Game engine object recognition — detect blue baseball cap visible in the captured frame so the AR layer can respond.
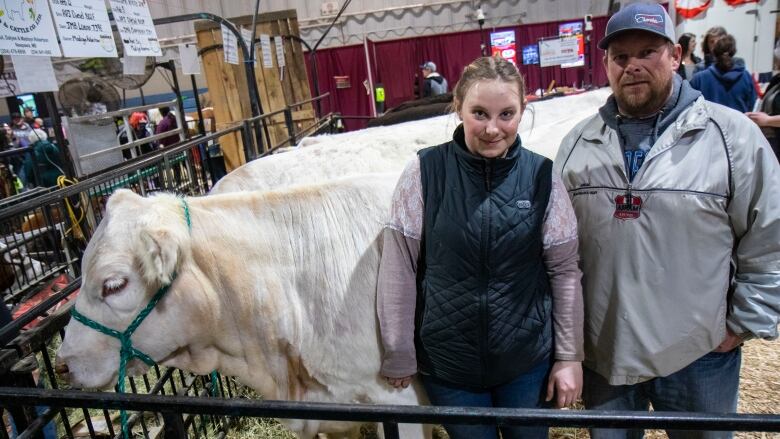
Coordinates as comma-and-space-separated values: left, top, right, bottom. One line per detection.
598, 3, 676, 50
419, 61, 437, 71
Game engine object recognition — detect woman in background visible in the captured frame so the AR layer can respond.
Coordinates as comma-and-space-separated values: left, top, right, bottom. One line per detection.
677, 33, 701, 80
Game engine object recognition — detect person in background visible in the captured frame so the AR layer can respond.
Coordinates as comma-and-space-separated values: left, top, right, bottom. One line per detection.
9, 113, 32, 186
119, 112, 154, 159
690, 34, 756, 113
676, 33, 701, 80
694, 26, 746, 74
33, 118, 44, 130
696, 26, 727, 73
420, 61, 448, 97
154, 107, 179, 148
10, 113, 32, 148
745, 39, 780, 161
22, 129, 64, 188
379, 56, 583, 439
555, 3, 780, 438
22, 107, 35, 126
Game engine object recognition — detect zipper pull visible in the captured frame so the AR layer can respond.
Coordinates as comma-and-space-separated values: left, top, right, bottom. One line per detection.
627, 183, 632, 199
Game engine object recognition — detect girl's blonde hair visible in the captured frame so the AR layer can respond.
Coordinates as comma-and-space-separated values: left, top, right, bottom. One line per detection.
452, 56, 526, 113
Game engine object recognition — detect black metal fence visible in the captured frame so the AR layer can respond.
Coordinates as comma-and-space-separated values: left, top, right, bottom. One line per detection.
2, 387, 780, 438
3, 104, 779, 439
0, 104, 338, 439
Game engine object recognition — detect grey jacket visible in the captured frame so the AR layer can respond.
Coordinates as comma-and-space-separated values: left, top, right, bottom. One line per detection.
554, 96, 780, 385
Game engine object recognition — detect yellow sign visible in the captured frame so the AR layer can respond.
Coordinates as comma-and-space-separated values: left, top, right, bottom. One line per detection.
375, 87, 385, 102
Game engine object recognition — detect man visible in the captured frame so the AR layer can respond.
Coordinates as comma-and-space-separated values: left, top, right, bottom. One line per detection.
23, 107, 35, 126
554, 3, 780, 438
420, 61, 448, 97
10, 112, 32, 148
154, 106, 179, 148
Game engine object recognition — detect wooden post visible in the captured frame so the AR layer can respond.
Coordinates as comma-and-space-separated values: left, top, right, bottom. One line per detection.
195, 10, 315, 167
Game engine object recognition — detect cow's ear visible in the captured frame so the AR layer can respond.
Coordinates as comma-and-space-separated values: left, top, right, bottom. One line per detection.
138, 228, 178, 286
106, 189, 143, 214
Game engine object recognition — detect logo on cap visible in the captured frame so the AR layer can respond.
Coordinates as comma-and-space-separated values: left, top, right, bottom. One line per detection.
634, 14, 663, 25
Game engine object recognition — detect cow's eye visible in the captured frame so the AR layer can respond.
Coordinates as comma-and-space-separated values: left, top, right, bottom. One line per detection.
102, 277, 128, 298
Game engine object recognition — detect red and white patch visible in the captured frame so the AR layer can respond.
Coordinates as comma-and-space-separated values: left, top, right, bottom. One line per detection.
614, 193, 643, 220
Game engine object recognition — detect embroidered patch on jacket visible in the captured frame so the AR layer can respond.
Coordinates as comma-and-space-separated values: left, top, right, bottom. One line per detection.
516, 200, 532, 209
614, 193, 642, 220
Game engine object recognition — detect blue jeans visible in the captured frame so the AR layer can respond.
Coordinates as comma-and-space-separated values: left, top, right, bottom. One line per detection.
421, 359, 551, 439
583, 349, 742, 439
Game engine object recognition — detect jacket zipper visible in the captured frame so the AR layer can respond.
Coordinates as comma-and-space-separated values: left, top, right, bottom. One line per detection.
480, 160, 491, 387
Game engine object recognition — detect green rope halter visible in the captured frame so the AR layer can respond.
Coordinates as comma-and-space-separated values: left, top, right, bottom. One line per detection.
70, 198, 194, 439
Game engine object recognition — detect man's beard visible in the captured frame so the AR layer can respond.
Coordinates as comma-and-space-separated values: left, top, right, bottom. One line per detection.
614, 78, 672, 118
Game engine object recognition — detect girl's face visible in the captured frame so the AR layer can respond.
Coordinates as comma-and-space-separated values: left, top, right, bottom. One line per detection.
458, 79, 524, 159
688, 38, 696, 54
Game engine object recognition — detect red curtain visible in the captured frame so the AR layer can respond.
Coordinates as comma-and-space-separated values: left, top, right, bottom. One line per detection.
306, 43, 374, 131
305, 15, 611, 130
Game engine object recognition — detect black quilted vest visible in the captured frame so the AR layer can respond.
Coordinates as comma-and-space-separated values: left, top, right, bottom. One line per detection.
415, 125, 553, 390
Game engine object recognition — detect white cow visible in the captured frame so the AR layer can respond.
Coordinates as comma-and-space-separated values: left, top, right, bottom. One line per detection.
211, 87, 611, 194
56, 175, 429, 438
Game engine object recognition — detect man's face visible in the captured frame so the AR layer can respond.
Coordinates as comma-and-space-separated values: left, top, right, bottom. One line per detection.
422, 68, 432, 77
23, 109, 32, 119
603, 32, 681, 118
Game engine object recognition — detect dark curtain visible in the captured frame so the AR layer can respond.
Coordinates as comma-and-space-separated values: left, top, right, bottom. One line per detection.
305, 43, 373, 131
305, 15, 611, 131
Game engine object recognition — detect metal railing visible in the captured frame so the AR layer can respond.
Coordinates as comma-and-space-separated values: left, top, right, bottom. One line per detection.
2, 100, 780, 439
2, 387, 780, 438
0, 102, 341, 439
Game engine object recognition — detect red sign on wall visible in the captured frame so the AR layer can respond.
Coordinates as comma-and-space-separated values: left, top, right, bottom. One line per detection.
490, 30, 517, 66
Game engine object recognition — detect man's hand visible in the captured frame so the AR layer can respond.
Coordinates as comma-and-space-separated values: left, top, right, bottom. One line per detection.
384, 375, 414, 389
545, 361, 582, 408
713, 328, 743, 353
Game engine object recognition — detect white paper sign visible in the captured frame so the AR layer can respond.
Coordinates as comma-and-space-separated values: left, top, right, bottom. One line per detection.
274, 36, 285, 68
0, 0, 62, 56
12, 56, 59, 92
50, 0, 118, 57
0, 71, 20, 97
108, 0, 161, 56
122, 56, 146, 75
221, 24, 238, 65
538, 37, 580, 68
259, 34, 273, 68
178, 43, 200, 75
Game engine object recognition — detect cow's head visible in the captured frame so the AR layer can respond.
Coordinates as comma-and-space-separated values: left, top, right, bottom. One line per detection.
57, 189, 193, 389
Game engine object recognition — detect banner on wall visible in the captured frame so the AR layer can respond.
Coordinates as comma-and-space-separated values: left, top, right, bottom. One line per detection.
539, 37, 580, 68
675, 0, 712, 19
0, 0, 62, 56
723, 0, 758, 4
490, 30, 517, 65
559, 22, 584, 69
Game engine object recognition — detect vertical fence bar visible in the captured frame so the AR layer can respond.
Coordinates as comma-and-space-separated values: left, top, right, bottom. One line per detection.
241, 120, 254, 164
161, 412, 187, 439
283, 108, 296, 147
382, 422, 400, 439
